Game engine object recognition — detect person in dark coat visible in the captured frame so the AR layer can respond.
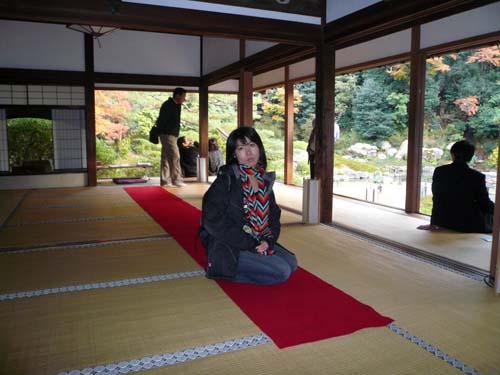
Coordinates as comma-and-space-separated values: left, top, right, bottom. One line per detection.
418, 140, 494, 233
177, 136, 199, 177
200, 127, 297, 285
156, 87, 186, 187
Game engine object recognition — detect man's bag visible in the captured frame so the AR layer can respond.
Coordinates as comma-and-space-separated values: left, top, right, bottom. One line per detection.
149, 126, 159, 144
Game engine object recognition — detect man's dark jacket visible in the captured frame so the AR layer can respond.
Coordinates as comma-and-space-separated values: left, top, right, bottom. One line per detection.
179, 144, 199, 177
431, 161, 494, 233
156, 97, 181, 137
200, 164, 281, 279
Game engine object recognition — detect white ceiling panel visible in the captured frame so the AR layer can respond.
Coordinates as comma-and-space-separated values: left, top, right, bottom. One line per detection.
94, 29, 200, 76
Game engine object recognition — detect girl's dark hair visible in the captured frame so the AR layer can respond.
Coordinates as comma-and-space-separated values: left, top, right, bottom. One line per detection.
208, 138, 219, 152
450, 140, 475, 162
226, 127, 267, 169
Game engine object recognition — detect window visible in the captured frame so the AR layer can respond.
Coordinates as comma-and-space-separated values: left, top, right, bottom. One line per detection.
208, 93, 237, 169
7, 112, 54, 174
3, 107, 87, 174
293, 80, 316, 187
254, 87, 285, 182
94, 90, 200, 178
334, 62, 410, 209
420, 45, 500, 214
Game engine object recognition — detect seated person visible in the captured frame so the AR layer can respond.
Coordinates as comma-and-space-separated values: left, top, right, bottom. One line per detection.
418, 140, 494, 233
200, 127, 297, 285
208, 138, 224, 176
177, 136, 199, 177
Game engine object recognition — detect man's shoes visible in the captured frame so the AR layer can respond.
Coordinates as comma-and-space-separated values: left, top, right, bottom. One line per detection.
161, 182, 174, 187
173, 181, 186, 187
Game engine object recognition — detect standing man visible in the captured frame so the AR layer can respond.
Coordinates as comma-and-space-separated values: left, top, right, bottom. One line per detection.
156, 87, 187, 187
307, 118, 340, 179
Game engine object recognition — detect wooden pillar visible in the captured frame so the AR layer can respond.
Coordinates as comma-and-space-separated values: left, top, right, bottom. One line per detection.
84, 34, 97, 187
492, 138, 500, 293
405, 26, 425, 213
315, 40, 335, 224
284, 66, 294, 185
238, 70, 253, 127
237, 39, 253, 127
199, 83, 209, 159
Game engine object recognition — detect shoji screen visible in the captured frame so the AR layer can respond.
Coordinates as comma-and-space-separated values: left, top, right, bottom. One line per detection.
52, 109, 87, 170
0, 109, 8, 171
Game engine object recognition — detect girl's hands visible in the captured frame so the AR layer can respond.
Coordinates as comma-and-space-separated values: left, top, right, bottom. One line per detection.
255, 241, 269, 254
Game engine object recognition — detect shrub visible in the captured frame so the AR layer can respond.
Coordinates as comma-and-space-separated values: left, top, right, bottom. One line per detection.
7, 118, 53, 167
334, 155, 379, 173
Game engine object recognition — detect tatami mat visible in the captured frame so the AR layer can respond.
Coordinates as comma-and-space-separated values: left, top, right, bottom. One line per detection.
0, 190, 26, 227
7, 202, 148, 225
0, 277, 260, 375
278, 223, 500, 375
0, 239, 200, 294
273, 183, 492, 271
0, 216, 165, 250
2, 184, 498, 375
142, 328, 462, 375
19, 188, 134, 209
169, 183, 500, 374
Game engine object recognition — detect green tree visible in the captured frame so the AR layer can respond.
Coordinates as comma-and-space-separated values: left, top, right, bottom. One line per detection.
353, 78, 393, 140
7, 118, 53, 168
335, 73, 357, 129
208, 93, 238, 159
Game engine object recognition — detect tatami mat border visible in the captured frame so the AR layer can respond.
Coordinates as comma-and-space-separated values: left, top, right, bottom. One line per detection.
50, 325, 483, 375
0, 190, 28, 228
0, 235, 172, 255
387, 323, 481, 375
0, 270, 205, 301
6, 214, 150, 227
54, 334, 271, 375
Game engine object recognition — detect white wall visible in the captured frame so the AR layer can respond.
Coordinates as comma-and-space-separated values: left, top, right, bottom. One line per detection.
327, 0, 381, 23
336, 29, 411, 69
421, 2, 500, 49
0, 20, 85, 71
203, 37, 239, 75
209, 79, 239, 93
94, 29, 200, 76
254, 67, 285, 89
290, 58, 315, 80
246, 40, 277, 58
0, 173, 88, 190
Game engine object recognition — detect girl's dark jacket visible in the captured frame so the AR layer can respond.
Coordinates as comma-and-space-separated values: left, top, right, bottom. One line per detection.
200, 163, 281, 279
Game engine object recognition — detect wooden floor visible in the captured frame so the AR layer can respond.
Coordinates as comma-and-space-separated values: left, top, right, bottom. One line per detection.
0, 183, 499, 375
273, 183, 493, 272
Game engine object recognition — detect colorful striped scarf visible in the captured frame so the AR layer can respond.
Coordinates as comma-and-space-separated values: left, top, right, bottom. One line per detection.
239, 164, 273, 255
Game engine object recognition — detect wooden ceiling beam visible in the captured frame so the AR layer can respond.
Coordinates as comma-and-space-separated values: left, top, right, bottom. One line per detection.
0, 68, 85, 85
0, 0, 320, 45
191, 0, 321, 17
203, 44, 315, 86
94, 73, 200, 87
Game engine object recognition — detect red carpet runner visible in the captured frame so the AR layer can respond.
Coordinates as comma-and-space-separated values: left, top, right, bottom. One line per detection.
125, 186, 393, 348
